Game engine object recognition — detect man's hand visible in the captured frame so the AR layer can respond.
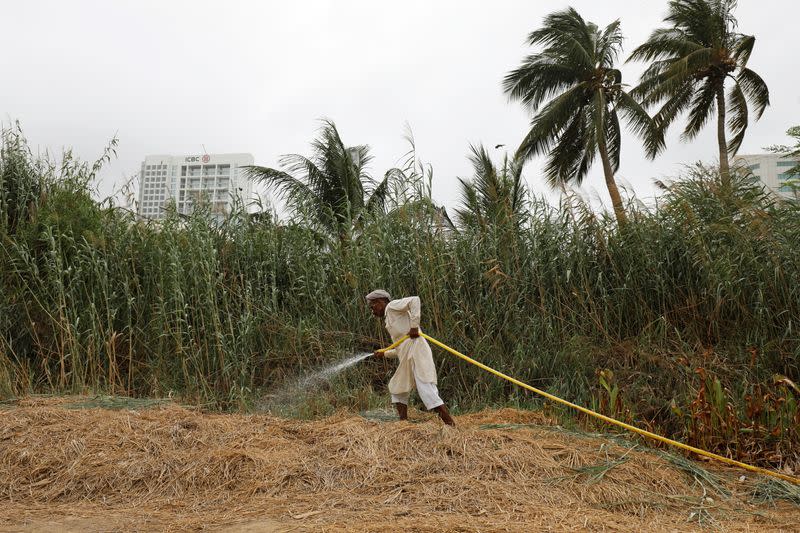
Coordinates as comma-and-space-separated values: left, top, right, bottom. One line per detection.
373, 350, 385, 358
408, 327, 419, 338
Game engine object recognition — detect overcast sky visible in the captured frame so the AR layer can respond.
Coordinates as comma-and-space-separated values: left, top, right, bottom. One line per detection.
3, 0, 798, 214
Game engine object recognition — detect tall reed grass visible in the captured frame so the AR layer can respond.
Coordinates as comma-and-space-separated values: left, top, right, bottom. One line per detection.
1, 127, 798, 466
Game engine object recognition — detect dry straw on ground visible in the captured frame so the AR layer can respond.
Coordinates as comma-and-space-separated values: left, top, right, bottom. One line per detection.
1, 396, 798, 532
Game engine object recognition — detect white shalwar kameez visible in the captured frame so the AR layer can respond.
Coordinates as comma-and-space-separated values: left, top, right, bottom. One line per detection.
382, 296, 444, 410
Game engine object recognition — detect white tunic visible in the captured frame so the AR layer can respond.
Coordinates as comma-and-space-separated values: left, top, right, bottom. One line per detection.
382, 296, 438, 394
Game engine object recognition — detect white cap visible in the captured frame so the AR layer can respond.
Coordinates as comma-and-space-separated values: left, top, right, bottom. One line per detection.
365, 289, 391, 301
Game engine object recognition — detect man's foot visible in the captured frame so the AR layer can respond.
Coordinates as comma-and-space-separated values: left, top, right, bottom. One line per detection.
394, 403, 408, 421
433, 405, 455, 426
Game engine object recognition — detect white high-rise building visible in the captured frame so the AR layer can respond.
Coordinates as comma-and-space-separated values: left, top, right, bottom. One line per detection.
137, 153, 254, 220
733, 154, 800, 199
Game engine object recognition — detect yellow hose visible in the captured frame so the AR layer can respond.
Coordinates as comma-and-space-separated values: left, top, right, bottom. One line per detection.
379, 333, 800, 485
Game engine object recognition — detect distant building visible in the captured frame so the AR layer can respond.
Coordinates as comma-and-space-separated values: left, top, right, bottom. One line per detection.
137, 153, 254, 220
733, 153, 800, 199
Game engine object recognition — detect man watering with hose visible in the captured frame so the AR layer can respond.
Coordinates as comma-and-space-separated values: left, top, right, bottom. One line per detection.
366, 290, 455, 426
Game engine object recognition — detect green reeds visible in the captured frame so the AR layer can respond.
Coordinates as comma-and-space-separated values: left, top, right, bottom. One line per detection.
1, 128, 798, 468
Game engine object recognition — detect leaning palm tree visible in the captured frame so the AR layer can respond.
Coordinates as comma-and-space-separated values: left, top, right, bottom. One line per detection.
628, 0, 769, 185
455, 144, 528, 231
504, 8, 660, 225
244, 120, 390, 243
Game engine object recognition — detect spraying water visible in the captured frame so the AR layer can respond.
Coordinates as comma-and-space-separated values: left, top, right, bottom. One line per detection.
258, 351, 373, 413
296, 352, 373, 388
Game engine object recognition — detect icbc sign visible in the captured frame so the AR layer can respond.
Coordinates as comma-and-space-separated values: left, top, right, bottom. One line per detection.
184, 154, 212, 163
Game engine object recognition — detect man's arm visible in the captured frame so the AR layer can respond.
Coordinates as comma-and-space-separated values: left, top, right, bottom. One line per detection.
387, 296, 422, 337
407, 296, 421, 329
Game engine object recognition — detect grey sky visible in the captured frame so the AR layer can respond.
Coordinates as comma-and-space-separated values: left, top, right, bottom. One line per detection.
3, 0, 798, 214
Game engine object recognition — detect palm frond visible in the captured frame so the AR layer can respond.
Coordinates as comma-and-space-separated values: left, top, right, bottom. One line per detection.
732, 34, 756, 68
628, 28, 704, 63
515, 84, 588, 163
278, 154, 328, 196
456, 144, 528, 228
664, 0, 719, 47
597, 19, 624, 67
726, 80, 749, 155
243, 166, 317, 209
631, 59, 687, 102
363, 172, 390, 216
606, 108, 622, 172
615, 91, 664, 158
652, 80, 696, 132
507, 156, 528, 216
455, 177, 484, 229
526, 8, 595, 70
636, 48, 713, 107
503, 56, 582, 110
737, 67, 769, 119
542, 107, 594, 187
681, 78, 718, 141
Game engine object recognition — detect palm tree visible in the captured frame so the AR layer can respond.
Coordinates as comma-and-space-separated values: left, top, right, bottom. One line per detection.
504, 8, 660, 225
244, 120, 390, 243
628, 0, 769, 185
455, 145, 527, 230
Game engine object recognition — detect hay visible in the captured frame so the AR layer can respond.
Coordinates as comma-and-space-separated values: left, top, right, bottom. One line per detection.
1, 397, 798, 532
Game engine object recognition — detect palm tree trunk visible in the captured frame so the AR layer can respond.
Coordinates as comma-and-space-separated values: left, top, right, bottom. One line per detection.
597, 137, 628, 226
715, 86, 731, 186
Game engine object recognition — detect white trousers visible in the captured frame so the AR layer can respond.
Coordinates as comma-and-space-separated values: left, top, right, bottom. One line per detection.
391, 379, 444, 410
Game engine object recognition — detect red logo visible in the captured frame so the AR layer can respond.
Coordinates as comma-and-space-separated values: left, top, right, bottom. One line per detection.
201, 154, 210, 163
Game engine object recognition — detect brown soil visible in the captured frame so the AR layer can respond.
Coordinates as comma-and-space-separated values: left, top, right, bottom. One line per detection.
1, 397, 798, 532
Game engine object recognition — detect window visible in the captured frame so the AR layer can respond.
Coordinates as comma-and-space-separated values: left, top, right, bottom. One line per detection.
777, 161, 799, 167
748, 164, 760, 171
779, 185, 794, 192
779, 173, 800, 181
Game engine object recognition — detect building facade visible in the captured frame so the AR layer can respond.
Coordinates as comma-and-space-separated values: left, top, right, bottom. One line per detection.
733, 153, 800, 199
137, 153, 254, 220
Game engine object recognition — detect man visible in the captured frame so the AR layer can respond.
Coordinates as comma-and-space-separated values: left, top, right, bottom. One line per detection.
365, 289, 455, 426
